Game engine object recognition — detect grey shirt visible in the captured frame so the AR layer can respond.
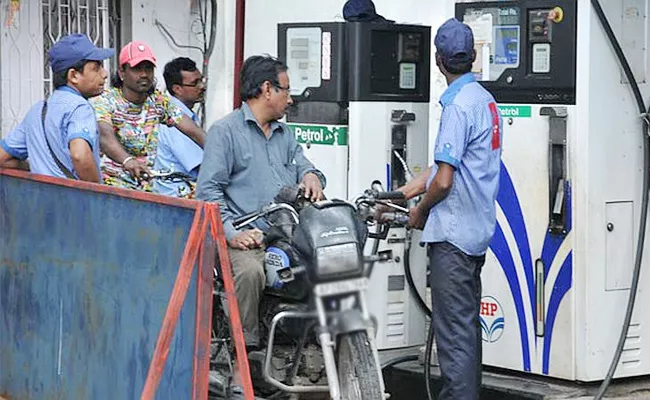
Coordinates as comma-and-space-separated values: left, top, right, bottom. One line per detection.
195, 102, 326, 240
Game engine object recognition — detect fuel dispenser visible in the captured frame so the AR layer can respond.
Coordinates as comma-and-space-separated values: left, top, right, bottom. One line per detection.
278, 22, 431, 352
446, 0, 650, 384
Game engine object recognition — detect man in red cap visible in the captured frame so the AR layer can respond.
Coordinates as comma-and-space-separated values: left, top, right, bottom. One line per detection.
91, 41, 206, 190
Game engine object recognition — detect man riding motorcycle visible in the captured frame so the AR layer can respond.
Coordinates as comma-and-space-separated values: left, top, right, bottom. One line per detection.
195, 55, 326, 355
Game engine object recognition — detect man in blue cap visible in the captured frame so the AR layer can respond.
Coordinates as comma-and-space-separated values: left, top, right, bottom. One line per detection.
0, 34, 114, 182
395, 18, 502, 399
342, 0, 393, 23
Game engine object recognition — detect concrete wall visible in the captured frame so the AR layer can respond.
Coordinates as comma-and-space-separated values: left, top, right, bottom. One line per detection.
0, 0, 44, 136
127, 0, 236, 127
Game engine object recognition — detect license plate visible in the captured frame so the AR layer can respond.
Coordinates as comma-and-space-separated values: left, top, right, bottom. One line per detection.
314, 278, 369, 297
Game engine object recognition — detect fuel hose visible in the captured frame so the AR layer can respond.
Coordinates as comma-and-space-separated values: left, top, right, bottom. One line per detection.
591, 1, 649, 398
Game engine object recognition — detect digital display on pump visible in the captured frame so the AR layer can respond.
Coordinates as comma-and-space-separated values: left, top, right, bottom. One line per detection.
285, 27, 323, 96
494, 26, 520, 66
462, 6, 521, 82
455, 0, 577, 104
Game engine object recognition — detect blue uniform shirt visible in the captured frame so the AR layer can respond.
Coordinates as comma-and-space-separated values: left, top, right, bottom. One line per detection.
152, 96, 203, 197
0, 86, 100, 179
421, 73, 502, 256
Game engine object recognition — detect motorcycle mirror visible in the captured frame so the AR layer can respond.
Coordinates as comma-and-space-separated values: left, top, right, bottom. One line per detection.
371, 180, 384, 193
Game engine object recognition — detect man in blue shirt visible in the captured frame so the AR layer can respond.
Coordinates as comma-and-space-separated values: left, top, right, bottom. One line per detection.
196, 55, 326, 350
397, 18, 502, 400
0, 34, 114, 182
152, 57, 206, 198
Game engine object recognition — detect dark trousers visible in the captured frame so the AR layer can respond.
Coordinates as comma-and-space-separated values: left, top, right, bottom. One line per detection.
429, 242, 485, 400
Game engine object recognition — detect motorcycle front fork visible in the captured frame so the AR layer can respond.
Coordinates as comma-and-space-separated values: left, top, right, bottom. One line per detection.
314, 295, 342, 400
313, 290, 387, 400
263, 288, 387, 399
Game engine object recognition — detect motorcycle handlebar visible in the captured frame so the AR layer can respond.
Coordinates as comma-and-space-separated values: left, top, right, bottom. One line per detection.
234, 188, 408, 230
145, 169, 195, 182
375, 191, 406, 201
233, 210, 261, 228
232, 203, 300, 230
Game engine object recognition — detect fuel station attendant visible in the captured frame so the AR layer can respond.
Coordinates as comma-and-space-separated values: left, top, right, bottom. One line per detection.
397, 18, 503, 400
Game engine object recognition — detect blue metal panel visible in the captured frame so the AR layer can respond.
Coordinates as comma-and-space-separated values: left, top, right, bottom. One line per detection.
0, 174, 201, 399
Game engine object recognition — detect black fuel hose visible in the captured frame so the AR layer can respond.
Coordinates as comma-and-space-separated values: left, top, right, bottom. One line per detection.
402, 232, 435, 400
591, 0, 649, 398
403, 233, 436, 399
380, 354, 420, 370
404, 237, 432, 316
424, 302, 436, 400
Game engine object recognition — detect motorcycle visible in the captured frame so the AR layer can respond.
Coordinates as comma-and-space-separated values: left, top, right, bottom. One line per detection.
209, 184, 409, 400
102, 166, 197, 198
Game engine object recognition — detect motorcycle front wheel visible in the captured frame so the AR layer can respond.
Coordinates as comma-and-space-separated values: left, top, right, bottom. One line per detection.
336, 331, 384, 400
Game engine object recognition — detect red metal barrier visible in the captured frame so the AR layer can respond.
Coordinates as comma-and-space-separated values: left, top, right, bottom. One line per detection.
140, 202, 255, 400
0, 168, 254, 400
207, 205, 255, 400
194, 216, 217, 399
142, 203, 255, 400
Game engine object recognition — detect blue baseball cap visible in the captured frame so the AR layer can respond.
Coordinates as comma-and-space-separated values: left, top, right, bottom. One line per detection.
48, 33, 114, 73
343, 0, 393, 23
434, 18, 475, 67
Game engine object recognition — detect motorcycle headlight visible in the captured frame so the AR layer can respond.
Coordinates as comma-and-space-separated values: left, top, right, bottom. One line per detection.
315, 242, 362, 279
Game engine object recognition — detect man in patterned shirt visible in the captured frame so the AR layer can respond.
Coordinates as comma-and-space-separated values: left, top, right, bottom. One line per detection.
91, 41, 206, 190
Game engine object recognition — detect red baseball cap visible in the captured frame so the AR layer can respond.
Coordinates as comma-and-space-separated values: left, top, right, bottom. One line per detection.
119, 41, 156, 67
